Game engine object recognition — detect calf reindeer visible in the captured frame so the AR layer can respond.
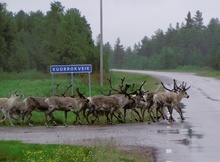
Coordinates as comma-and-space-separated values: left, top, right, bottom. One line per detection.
2, 102, 28, 125
0, 92, 23, 126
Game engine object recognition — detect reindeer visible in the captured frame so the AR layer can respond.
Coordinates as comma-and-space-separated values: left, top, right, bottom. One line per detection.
22, 84, 72, 126
2, 102, 28, 125
0, 92, 23, 126
86, 95, 124, 125
122, 81, 148, 123
152, 80, 190, 123
23, 97, 57, 126
45, 88, 88, 127
105, 77, 144, 123
140, 82, 174, 123
85, 77, 137, 124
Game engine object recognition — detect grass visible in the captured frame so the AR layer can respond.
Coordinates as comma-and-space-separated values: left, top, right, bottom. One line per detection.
0, 140, 146, 162
172, 65, 220, 79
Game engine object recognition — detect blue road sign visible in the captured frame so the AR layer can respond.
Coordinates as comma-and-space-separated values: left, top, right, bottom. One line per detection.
50, 64, 92, 74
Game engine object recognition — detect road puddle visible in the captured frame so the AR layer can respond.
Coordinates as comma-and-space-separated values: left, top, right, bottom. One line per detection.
157, 127, 203, 146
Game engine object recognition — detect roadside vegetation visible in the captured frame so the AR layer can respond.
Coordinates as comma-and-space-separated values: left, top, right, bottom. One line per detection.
171, 65, 220, 79
0, 140, 155, 162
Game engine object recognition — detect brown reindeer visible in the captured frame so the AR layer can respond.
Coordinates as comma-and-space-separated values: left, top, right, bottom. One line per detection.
45, 88, 88, 127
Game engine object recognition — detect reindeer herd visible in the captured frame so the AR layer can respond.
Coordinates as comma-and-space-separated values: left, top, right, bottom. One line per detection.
0, 77, 191, 127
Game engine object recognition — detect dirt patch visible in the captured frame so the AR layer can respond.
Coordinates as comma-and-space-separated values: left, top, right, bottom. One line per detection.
118, 145, 157, 162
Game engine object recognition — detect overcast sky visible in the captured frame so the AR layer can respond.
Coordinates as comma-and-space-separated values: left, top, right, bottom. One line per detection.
2, 0, 220, 48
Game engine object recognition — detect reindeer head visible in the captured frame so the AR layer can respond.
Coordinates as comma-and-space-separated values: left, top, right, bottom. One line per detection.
12, 92, 23, 99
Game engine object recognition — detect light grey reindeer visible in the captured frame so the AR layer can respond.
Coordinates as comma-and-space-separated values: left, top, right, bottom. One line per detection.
0, 92, 23, 126
152, 80, 191, 123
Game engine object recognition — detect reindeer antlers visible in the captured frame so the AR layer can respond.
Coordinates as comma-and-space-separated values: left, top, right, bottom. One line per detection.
180, 81, 191, 91
62, 84, 73, 97
76, 88, 85, 98
161, 79, 190, 92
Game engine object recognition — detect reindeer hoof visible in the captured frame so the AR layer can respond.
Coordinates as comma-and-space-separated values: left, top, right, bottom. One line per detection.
79, 121, 82, 125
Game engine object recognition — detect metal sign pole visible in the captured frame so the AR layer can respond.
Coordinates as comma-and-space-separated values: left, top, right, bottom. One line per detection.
89, 73, 91, 97
51, 74, 54, 96
71, 73, 74, 96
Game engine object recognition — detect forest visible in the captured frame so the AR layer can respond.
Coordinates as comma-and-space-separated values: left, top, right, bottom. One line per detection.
1, 1, 220, 73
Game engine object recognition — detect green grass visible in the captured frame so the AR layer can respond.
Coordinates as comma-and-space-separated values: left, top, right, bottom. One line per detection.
172, 65, 220, 79
0, 140, 143, 162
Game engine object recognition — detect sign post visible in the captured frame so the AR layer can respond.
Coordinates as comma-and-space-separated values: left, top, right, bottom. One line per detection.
50, 64, 92, 96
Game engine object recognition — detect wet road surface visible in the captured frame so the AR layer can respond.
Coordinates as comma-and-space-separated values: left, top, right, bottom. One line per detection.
1, 70, 220, 162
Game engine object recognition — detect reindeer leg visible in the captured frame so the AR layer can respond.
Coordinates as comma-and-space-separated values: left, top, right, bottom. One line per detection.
47, 111, 57, 126
90, 110, 99, 124
64, 111, 68, 127
71, 109, 82, 125
141, 107, 147, 122
157, 107, 165, 120
123, 108, 127, 123
175, 105, 185, 121
117, 111, 124, 123
1, 116, 6, 125
167, 106, 175, 122
24, 110, 34, 126
72, 115, 78, 124
148, 107, 156, 123
76, 112, 82, 125
113, 112, 123, 123
44, 113, 49, 127
27, 114, 34, 127
0, 110, 7, 124
155, 106, 161, 122
104, 111, 111, 124
132, 108, 142, 122
130, 109, 134, 122
82, 109, 90, 124
169, 106, 176, 122
6, 110, 14, 126
85, 110, 92, 125
109, 109, 115, 125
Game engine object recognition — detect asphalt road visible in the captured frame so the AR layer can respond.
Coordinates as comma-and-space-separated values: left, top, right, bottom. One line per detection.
1, 70, 220, 162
